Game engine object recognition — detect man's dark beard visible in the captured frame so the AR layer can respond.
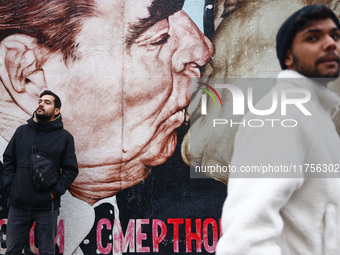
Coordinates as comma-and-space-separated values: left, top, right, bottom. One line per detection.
36, 111, 54, 121
293, 55, 340, 83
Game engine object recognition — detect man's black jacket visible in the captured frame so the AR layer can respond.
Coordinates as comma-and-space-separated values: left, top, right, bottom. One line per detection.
3, 114, 78, 211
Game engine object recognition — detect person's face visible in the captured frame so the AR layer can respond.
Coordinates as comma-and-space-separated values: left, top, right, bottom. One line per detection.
42, 0, 213, 198
36, 95, 59, 122
286, 18, 340, 79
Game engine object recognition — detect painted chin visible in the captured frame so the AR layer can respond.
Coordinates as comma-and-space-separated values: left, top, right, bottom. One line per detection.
142, 109, 185, 166
144, 131, 178, 167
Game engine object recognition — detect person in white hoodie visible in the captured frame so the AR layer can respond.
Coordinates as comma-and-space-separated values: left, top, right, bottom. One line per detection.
216, 4, 340, 255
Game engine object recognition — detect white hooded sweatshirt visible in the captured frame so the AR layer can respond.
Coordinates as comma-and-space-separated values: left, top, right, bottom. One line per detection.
216, 70, 340, 255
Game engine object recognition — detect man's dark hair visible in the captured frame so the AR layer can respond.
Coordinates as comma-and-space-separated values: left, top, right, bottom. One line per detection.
276, 4, 340, 70
0, 0, 96, 63
40, 90, 62, 109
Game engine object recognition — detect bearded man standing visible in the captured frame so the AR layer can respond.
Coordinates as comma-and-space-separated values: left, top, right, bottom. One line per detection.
3, 90, 78, 255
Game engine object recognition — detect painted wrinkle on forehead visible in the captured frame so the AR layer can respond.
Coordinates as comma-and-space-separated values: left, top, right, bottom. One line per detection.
79, 0, 123, 45
124, 0, 153, 22
94, 0, 123, 14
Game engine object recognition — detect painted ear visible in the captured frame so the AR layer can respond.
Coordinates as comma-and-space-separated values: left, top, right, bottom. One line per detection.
0, 34, 49, 114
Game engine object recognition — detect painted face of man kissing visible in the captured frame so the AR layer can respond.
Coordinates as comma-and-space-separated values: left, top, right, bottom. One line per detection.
40, 0, 213, 203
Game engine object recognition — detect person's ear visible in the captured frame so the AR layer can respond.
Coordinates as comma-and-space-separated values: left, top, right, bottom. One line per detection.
284, 49, 294, 70
0, 34, 49, 114
54, 108, 60, 116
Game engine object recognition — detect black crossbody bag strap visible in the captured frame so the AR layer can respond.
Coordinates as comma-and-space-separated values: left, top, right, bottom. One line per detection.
31, 128, 39, 155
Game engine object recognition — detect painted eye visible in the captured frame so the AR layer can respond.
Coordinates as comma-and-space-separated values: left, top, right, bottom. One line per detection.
151, 34, 170, 46
134, 18, 170, 51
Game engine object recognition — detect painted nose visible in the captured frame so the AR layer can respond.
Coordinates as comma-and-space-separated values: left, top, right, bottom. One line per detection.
170, 11, 214, 75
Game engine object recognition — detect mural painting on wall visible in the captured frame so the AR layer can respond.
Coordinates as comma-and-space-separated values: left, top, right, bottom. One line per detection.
0, 0, 339, 254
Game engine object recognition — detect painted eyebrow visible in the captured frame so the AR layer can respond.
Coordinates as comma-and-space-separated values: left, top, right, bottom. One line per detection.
125, 0, 184, 49
125, 17, 165, 49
